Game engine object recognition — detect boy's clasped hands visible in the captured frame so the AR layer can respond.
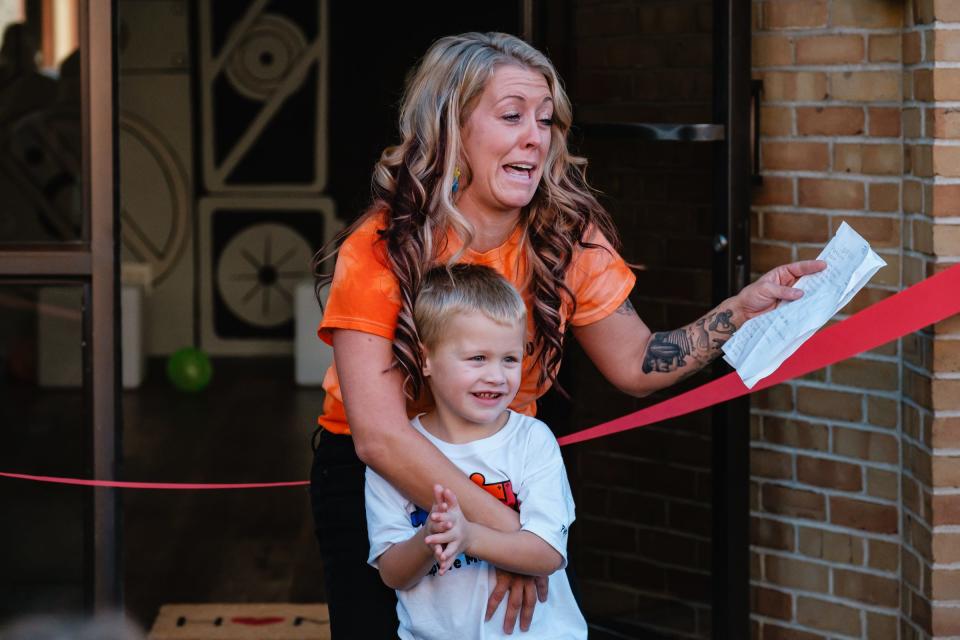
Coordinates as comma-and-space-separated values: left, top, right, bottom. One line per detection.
425, 484, 471, 575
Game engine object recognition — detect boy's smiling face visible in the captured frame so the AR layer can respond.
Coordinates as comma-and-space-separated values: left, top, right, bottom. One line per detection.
422, 310, 524, 434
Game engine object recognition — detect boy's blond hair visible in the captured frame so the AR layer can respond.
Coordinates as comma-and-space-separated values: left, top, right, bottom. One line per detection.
414, 264, 526, 352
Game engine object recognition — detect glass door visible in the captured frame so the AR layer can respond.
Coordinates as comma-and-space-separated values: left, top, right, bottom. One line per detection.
532, 0, 751, 637
0, 0, 119, 615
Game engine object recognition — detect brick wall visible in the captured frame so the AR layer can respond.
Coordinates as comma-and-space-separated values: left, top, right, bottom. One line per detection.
751, 0, 960, 638
903, 1, 960, 638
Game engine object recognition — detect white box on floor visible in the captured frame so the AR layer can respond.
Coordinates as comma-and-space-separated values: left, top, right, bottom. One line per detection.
121, 284, 146, 389
37, 284, 146, 389
294, 280, 332, 386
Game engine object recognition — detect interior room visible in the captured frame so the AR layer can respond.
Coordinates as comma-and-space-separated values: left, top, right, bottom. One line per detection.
0, 1, 749, 638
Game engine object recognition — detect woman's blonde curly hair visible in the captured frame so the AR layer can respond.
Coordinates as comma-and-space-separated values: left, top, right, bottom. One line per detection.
314, 32, 621, 400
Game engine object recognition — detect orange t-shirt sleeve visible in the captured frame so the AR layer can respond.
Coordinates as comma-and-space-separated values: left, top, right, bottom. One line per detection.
567, 226, 637, 326
317, 216, 401, 345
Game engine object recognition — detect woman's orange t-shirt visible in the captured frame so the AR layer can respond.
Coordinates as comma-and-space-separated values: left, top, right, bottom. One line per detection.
316, 212, 636, 434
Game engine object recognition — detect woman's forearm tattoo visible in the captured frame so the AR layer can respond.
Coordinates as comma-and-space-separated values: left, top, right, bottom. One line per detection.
642, 308, 738, 375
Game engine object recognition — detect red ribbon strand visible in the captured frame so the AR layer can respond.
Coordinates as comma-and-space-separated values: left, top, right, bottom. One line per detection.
4, 263, 960, 489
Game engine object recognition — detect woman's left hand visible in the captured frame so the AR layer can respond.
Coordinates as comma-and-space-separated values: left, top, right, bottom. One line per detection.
734, 260, 827, 321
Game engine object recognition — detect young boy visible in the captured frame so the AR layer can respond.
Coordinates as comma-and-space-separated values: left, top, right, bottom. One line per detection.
364, 264, 588, 639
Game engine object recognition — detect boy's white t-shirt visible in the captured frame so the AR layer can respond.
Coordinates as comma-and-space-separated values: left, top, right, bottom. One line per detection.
365, 411, 588, 640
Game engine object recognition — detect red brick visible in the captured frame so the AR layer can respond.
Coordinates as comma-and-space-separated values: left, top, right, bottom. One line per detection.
831, 0, 904, 28
798, 526, 864, 564
868, 539, 898, 571
832, 215, 900, 248
831, 358, 899, 390
914, 69, 934, 101
933, 184, 960, 216
830, 71, 902, 101
935, 30, 960, 62
930, 108, 960, 139
867, 468, 898, 501
763, 211, 829, 242
933, 606, 960, 636
868, 34, 901, 63
903, 31, 922, 64
797, 106, 864, 136
934, 379, 960, 411
765, 555, 829, 592
833, 427, 898, 463
761, 106, 793, 136
866, 613, 898, 639
797, 387, 862, 422
754, 176, 794, 206
868, 183, 899, 213
754, 35, 794, 67
752, 242, 794, 275
934, 69, 960, 100
830, 496, 898, 533
798, 178, 864, 210
833, 143, 903, 175
933, 417, 960, 450
834, 568, 899, 607
763, 417, 829, 451
759, 623, 825, 640
763, 142, 830, 171
762, 484, 827, 520
797, 456, 861, 491
796, 596, 861, 636
933, 569, 960, 600
752, 448, 793, 480
936, 0, 960, 21
868, 107, 901, 137
796, 35, 864, 64
934, 531, 960, 564
751, 516, 795, 551
762, 71, 829, 101
764, 0, 828, 29
752, 586, 792, 620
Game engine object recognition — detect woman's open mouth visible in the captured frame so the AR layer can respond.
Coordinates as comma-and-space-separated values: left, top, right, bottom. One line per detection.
503, 163, 534, 180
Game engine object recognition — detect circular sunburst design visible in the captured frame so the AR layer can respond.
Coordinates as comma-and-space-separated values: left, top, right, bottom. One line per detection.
215, 222, 312, 328
224, 13, 307, 102
119, 111, 191, 286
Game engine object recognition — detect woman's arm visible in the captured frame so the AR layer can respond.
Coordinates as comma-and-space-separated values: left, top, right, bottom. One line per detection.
573, 260, 827, 397
333, 329, 521, 531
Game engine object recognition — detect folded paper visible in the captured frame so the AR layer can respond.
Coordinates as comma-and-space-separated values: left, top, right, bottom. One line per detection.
722, 221, 886, 388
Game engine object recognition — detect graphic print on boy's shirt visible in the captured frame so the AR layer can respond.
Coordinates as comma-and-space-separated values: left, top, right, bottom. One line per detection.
409, 470, 521, 577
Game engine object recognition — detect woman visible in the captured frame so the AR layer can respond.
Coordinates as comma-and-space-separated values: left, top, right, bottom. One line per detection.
311, 32, 823, 638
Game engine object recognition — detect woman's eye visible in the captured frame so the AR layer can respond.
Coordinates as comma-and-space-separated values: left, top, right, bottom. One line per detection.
538, 117, 554, 126
503, 113, 521, 122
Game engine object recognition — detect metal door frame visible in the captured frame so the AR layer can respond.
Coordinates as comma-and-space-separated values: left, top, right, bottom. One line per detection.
0, 0, 120, 610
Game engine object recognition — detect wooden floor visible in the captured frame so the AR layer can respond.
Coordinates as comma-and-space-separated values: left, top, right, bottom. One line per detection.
0, 357, 326, 631
122, 358, 326, 629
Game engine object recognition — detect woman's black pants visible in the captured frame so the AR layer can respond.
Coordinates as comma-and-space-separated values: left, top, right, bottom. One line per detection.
310, 429, 400, 639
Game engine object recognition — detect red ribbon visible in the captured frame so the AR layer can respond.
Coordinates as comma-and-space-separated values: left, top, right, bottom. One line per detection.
4, 263, 960, 489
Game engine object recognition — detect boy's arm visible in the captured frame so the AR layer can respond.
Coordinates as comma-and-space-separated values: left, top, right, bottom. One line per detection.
376, 527, 435, 591
466, 526, 563, 576
425, 487, 565, 577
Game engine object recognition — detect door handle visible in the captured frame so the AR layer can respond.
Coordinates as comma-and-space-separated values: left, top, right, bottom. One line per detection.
574, 122, 725, 142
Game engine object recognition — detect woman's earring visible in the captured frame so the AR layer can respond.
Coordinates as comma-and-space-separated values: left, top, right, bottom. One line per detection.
452, 166, 461, 194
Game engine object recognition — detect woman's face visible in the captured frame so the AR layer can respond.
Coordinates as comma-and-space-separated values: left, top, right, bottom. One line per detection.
457, 65, 553, 222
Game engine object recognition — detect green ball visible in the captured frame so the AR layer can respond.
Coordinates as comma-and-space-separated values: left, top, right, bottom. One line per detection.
166, 347, 212, 392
